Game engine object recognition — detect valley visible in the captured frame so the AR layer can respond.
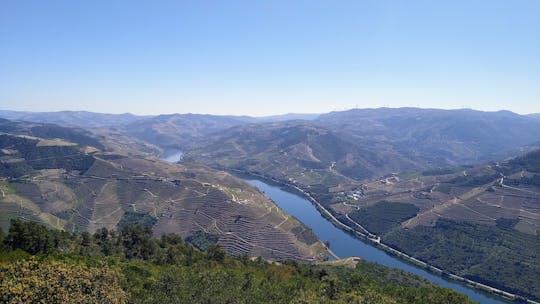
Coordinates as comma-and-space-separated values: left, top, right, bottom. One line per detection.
0, 122, 326, 262
241, 176, 509, 304
3, 2, 538, 302
1, 108, 539, 303
178, 108, 539, 302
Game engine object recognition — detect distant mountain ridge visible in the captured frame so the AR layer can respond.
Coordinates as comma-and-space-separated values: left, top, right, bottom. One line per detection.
2, 107, 538, 168
0, 110, 319, 130
185, 121, 423, 185
527, 113, 540, 119
0, 110, 321, 151
184, 111, 540, 300
1, 107, 539, 301
315, 108, 540, 166
0, 110, 150, 128
0, 117, 105, 150
118, 113, 251, 150
187, 108, 540, 184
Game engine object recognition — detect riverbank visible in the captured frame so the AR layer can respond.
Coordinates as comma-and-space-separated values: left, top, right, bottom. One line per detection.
228, 168, 536, 304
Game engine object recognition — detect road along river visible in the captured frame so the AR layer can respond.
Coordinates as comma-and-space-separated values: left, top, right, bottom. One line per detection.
240, 176, 509, 304
160, 153, 512, 304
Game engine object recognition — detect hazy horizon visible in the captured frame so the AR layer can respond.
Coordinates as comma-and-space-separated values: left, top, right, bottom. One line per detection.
1, 1, 539, 116
1, 105, 538, 118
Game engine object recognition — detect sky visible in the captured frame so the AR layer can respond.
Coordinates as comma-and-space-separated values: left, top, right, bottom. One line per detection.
1, 0, 539, 116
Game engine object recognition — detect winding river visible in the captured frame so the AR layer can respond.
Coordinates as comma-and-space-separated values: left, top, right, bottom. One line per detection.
161, 152, 507, 304
241, 177, 507, 304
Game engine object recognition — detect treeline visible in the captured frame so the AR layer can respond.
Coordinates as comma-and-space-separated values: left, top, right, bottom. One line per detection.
0, 220, 475, 304
349, 201, 419, 235
384, 218, 540, 301
0, 134, 95, 178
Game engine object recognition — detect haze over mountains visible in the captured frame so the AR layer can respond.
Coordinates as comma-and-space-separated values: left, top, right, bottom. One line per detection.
0, 110, 148, 128
2, 107, 537, 161
1, 107, 539, 301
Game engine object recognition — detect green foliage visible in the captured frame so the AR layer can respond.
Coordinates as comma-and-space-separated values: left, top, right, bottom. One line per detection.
185, 230, 219, 251
349, 201, 419, 235
120, 225, 156, 260
508, 149, 540, 173
0, 134, 95, 175
385, 219, 540, 301
0, 161, 33, 178
447, 173, 499, 187
504, 174, 540, 186
4, 219, 61, 255
116, 211, 157, 230
0, 221, 476, 304
495, 218, 519, 230
0, 258, 126, 303
206, 244, 226, 262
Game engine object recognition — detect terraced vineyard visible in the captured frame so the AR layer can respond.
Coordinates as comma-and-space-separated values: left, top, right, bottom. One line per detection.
0, 130, 326, 262
328, 151, 540, 300
186, 117, 540, 300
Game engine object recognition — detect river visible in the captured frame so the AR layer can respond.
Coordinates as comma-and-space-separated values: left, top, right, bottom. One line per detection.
160, 151, 507, 304
241, 177, 507, 304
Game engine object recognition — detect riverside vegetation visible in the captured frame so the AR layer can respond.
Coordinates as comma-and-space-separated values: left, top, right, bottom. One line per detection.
1, 109, 539, 303
0, 220, 475, 304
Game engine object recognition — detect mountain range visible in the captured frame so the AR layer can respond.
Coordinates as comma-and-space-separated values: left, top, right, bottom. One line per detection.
0, 119, 325, 261
1, 107, 539, 301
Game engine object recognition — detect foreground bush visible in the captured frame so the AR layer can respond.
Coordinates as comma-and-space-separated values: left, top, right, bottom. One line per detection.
0, 220, 475, 304
0, 258, 126, 304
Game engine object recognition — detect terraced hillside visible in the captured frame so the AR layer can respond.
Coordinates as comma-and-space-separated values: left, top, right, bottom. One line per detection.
185, 122, 422, 193
333, 150, 540, 300
185, 115, 540, 300
0, 130, 326, 262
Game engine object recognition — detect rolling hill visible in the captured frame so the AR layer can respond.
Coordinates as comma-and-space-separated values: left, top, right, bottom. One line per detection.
118, 113, 252, 151
0, 219, 475, 304
185, 121, 423, 200
0, 110, 148, 128
316, 108, 540, 166
183, 109, 540, 300
0, 120, 326, 262
334, 150, 540, 300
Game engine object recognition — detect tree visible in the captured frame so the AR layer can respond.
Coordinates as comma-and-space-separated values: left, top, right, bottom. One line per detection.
4, 219, 57, 254
81, 231, 91, 247
206, 244, 225, 262
120, 225, 156, 260
321, 276, 340, 300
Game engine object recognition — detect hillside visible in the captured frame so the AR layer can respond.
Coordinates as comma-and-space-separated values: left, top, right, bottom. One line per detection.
0, 220, 474, 304
0, 126, 325, 262
338, 150, 540, 300
316, 108, 540, 166
184, 113, 540, 300
0, 110, 148, 128
2, 109, 538, 301
0, 117, 105, 150
186, 121, 422, 189
185, 108, 539, 205
118, 113, 253, 151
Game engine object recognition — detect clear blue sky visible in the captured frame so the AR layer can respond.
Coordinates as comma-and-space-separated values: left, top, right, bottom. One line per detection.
1, 0, 539, 116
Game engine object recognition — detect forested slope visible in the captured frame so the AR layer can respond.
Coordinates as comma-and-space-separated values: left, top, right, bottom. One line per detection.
0, 220, 475, 304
